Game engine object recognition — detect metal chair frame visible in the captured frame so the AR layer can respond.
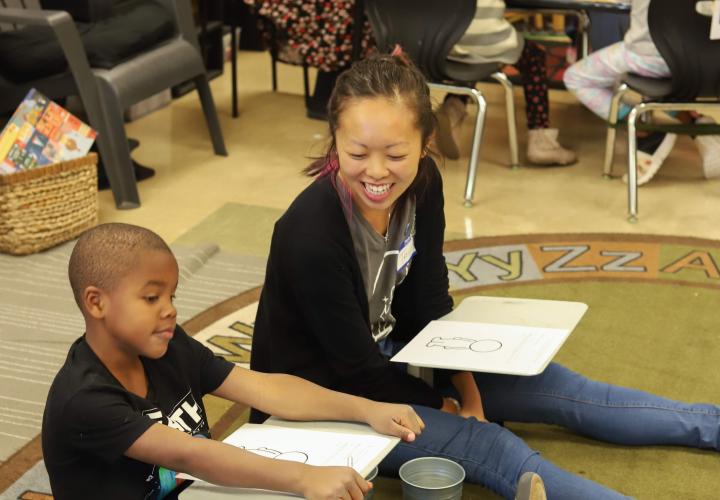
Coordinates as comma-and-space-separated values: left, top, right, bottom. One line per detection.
602, 0, 720, 222
430, 74, 519, 207
604, 90, 720, 222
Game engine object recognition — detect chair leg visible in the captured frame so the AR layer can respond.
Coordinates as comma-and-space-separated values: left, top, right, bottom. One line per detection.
580, 11, 590, 59
626, 106, 641, 223
193, 75, 228, 156
95, 79, 140, 209
604, 83, 628, 179
271, 52, 278, 91
464, 88, 488, 207
302, 64, 310, 101
230, 3, 239, 119
490, 72, 519, 169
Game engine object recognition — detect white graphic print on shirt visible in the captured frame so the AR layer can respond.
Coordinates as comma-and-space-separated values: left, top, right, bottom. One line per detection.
141, 390, 209, 499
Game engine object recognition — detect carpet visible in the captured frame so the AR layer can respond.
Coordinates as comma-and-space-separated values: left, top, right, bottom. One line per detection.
2, 233, 720, 499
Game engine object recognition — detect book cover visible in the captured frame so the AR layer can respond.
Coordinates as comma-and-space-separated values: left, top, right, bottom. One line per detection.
0, 89, 97, 174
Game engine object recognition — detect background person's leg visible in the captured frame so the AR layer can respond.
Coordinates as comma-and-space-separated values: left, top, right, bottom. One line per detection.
435, 94, 469, 159
693, 116, 720, 179
516, 41, 550, 131
563, 42, 632, 120
515, 41, 576, 166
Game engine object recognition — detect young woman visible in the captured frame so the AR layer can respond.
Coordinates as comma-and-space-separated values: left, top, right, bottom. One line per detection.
249, 53, 720, 500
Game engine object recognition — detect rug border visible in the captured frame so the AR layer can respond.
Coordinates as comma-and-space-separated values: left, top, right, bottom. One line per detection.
443, 232, 720, 252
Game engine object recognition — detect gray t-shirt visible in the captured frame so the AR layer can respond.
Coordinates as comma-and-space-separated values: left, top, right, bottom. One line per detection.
344, 195, 417, 342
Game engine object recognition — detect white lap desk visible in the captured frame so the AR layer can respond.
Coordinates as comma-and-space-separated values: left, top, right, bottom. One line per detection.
399, 296, 588, 381
181, 418, 396, 499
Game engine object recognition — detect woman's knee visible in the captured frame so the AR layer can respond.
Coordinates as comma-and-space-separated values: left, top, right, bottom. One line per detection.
389, 408, 540, 486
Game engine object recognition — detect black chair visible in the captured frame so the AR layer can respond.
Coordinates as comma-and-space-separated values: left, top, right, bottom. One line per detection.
603, 0, 720, 222
0, 0, 227, 209
364, 0, 520, 207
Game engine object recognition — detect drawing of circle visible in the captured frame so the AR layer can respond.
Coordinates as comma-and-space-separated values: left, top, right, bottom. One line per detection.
469, 339, 502, 352
275, 451, 309, 463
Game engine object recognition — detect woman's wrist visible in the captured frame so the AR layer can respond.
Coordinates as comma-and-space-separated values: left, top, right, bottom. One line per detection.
356, 397, 377, 424
441, 397, 461, 414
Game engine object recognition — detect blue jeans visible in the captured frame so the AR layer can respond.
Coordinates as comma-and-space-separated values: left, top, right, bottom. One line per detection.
377, 341, 720, 499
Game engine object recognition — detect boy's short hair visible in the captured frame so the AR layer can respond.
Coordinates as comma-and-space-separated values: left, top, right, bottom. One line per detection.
68, 223, 173, 309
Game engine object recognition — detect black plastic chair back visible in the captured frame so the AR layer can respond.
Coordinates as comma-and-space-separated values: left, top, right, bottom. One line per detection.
648, 0, 720, 100
364, 0, 476, 81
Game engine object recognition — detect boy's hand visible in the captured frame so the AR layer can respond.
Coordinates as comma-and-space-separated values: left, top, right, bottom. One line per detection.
298, 465, 371, 500
364, 402, 425, 442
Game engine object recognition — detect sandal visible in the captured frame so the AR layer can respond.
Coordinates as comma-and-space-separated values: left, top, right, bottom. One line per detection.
623, 133, 677, 185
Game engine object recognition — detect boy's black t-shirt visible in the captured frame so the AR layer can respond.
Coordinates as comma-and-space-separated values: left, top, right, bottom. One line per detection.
42, 326, 234, 500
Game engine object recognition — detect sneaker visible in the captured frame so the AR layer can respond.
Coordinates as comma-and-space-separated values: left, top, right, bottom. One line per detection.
434, 96, 467, 160
526, 128, 577, 166
515, 472, 547, 500
622, 132, 677, 185
693, 117, 720, 179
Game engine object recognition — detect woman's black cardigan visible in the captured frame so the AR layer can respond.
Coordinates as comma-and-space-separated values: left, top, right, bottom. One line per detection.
250, 163, 453, 422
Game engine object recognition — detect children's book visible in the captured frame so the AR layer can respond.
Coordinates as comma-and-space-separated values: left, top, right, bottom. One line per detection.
0, 89, 97, 174
391, 296, 588, 376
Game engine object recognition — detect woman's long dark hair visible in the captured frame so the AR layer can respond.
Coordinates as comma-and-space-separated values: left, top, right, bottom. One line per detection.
305, 52, 438, 203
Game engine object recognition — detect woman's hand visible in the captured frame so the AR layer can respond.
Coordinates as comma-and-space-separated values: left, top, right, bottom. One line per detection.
440, 397, 488, 422
298, 464, 371, 500
440, 397, 461, 415
449, 371, 488, 422
364, 402, 425, 442
459, 401, 488, 422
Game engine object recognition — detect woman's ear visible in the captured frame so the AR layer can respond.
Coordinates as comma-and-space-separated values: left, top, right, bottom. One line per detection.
83, 286, 106, 319
422, 134, 435, 157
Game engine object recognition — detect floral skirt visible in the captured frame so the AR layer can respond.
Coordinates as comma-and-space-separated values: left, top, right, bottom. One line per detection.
249, 0, 373, 72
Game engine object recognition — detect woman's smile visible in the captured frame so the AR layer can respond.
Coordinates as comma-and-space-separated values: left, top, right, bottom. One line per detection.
362, 182, 394, 201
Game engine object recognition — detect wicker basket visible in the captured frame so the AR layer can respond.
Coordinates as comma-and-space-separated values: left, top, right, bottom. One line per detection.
0, 154, 99, 255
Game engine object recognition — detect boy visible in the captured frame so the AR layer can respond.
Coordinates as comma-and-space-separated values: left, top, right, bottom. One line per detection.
42, 223, 424, 500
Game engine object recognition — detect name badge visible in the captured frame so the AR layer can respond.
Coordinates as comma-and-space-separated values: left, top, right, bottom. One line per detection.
397, 235, 416, 272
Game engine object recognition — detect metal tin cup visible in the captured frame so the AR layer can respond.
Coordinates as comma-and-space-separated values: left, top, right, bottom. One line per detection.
399, 457, 465, 500
364, 466, 379, 500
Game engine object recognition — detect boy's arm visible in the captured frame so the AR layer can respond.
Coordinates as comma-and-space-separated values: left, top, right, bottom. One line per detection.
212, 366, 424, 441
450, 371, 487, 422
125, 423, 370, 499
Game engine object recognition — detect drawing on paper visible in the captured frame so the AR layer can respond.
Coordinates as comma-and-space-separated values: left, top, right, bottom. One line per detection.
241, 446, 309, 463
426, 336, 503, 353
